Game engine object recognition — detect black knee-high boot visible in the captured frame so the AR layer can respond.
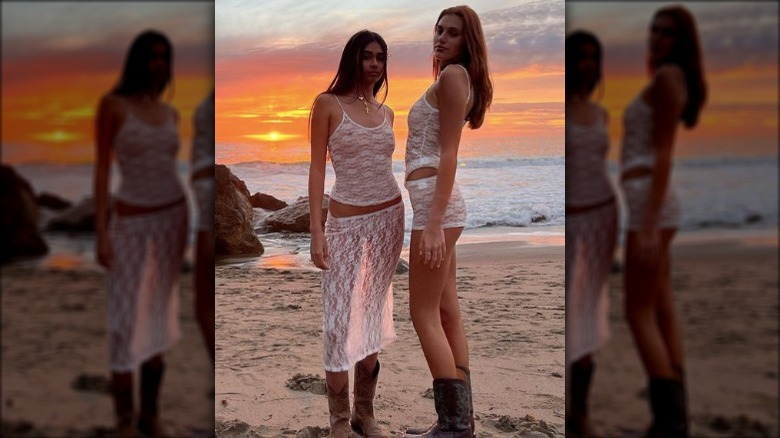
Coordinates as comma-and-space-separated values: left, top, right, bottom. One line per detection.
566, 357, 595, 437
139, 357, 169, 436
646, 376, 689, 438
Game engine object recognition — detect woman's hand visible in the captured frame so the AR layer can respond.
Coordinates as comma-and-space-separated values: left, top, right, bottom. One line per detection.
420, 223, 446, 269
97, 233, 113, 269
310, 231, 330, 270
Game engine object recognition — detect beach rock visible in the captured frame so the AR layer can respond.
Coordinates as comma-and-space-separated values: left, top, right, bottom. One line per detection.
36, 192, 72, 210
0, 165, 49, 263
71, 373, 111, 393
264, 196, 329, 233
296, 426, 329, 438
531, 213, 547, 223
250, 192, 288, 211
285, 373, 327, 395
396, 258, 409, 274
45, 197, 98, 232
215, 164, 264, 256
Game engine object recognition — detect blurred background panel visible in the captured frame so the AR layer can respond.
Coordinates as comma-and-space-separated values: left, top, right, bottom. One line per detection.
1, 2, 214, 437
565, 2, 778, 437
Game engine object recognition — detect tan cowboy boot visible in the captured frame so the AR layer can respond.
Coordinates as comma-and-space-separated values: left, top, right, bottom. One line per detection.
351, 361, 390, 437
328, 381, 352, 438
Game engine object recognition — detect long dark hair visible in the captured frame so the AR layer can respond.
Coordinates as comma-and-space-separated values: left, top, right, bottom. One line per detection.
433, 5, 493, 130
113, 30, 173, 97
565, 30, 603, 98
323, 30, 389, 102
650, 6, 707, 128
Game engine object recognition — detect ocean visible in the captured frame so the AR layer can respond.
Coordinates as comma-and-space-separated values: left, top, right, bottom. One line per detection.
8, 154, 777, 268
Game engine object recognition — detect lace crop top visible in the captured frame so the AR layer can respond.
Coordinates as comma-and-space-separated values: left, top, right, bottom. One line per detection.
620, 92, 655, 174
405, 64, 470, 178
565, 108, 615, 207
113, 99, 185, 206
327, 95, 401, 206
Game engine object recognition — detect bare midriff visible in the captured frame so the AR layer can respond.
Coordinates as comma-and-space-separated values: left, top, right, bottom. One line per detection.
328, 195, 402, 218
621, 166, 653, 181
114, 196, 186, 216
406, 166, 438, 182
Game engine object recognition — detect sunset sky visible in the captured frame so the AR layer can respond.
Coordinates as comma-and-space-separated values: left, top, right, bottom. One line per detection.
1, 2, 214, 165
566, 1, 778, 159
215, 0, 565, 164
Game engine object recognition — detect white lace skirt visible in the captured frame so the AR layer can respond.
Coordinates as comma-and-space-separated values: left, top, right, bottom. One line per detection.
321, 201, 404, 372
107, 202, 187, 371
565, 199, 618, 365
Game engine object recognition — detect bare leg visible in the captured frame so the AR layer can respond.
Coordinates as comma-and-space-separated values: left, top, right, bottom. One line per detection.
439, 249, 469, 377
357, 352, 378, 374
326, 370, 349, 393
409, 227, 463, 379
655, 228, 684, 375
624, 231, 676, 378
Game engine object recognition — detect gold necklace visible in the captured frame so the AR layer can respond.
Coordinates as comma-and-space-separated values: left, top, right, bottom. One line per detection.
357, 95, 370, 114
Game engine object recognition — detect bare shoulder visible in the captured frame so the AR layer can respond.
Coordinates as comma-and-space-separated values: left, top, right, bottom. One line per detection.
98, 93, 125, 116
439, 64, 469, 90
382, 104, 395, 125
314, 92, 338, 110
652, 64, 685, 92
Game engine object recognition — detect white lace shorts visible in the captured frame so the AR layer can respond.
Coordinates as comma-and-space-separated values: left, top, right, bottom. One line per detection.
621, 175, 681, 231
405, 175, 467, 230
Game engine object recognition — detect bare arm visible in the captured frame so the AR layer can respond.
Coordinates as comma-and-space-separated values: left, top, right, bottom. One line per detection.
644, 66, 686, 231
427, 66, 469, 227
418, 66, 469, 268
94, 94, 121, 267
308, 94, 332, 269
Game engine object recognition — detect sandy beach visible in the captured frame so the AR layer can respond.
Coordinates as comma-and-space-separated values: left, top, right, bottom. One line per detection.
589, 229, 779, 438
215, 236, 566, 438
1, 248, 214, 438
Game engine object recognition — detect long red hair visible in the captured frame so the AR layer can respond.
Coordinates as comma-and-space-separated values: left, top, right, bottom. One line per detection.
433, 5, 493, 129
650, 5, 707, 129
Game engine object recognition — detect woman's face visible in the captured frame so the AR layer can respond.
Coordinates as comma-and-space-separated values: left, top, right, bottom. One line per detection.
147, 42, 170, 87
577, 42, 599, 93
361, 41, 386, 85
433, 14, 466, 64
649, 14, 677, 66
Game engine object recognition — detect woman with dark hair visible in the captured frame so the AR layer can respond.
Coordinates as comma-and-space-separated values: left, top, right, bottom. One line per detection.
308, 29, 403, 438
94, 30, 187, 437
564, 30, 618, 438
403, 6, 492, 438
620, 6, 706, 437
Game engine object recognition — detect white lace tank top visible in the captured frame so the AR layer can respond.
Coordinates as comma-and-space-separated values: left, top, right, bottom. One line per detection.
405, 64, 470, 178
621, 92, 655, 174
566, 108, 615, 207
327, 95, 401, 206
114, 99, 184, 206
